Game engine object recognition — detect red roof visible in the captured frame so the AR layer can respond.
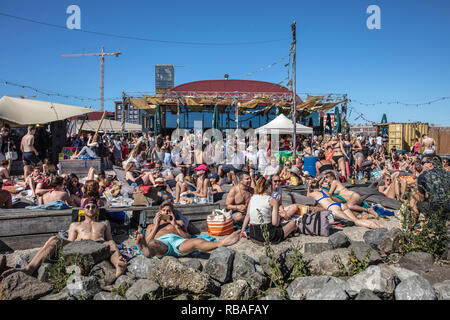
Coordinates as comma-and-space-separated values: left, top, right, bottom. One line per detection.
68, 111, 114, 121
170, 79, 291, 94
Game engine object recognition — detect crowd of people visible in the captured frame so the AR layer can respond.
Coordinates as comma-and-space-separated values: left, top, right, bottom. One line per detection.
0, 124, 448, 268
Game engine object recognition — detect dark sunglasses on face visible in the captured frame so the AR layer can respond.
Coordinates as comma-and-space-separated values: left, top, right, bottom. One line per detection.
85, 205, 97, 210
273, 180, 281, 183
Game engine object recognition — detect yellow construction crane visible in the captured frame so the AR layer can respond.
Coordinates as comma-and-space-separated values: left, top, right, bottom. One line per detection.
61, 46, 122, 112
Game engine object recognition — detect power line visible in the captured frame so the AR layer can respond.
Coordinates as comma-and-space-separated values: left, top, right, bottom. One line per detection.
0, 12, 288, 46
0, 79, 121, 102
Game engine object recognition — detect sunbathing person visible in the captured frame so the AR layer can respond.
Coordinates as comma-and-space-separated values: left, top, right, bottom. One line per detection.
0, 161, 10, 182
134, 201, 240, 258
1, 197, 127, 279
124, 162, 155, 186
241, 176, 297, 244
226, 171, 254, 225
307, 180, 383, 229
40, 176, 77, 206
378, 173, 402, 200
325, 172, 379, 219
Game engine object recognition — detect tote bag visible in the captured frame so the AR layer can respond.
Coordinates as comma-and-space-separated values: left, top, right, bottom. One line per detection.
207, 209, 235, 236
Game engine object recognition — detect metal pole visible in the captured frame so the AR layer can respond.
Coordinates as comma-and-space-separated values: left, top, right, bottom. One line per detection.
121, 92, 126, 133
291, 21, 297, 163
100, 46, 104, 112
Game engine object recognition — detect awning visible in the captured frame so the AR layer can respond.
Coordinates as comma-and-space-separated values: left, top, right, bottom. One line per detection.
75, 119, 142, 132
0, 96, 94, 126
255, 114, 313, 135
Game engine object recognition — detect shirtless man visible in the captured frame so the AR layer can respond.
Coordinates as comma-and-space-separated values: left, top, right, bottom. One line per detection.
225, 172, 254, 224
40, 176, 76, 206
422, 134, 435, 156
20, 126, 42, 179
134, 201, 240, 258
1, 197, 127, 279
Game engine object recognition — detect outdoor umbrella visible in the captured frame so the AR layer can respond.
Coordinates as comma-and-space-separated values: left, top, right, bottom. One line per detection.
325, 113, 332, 134
212, 104, 220, 130
154, 104, 162, 136
333, 106, 341, 135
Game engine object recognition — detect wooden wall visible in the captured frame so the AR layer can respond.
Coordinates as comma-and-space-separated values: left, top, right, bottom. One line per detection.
429, 126, 450, 155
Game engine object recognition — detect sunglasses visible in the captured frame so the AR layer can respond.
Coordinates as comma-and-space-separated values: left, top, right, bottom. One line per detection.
273, 180, 281, 183
85, 204, 98, 210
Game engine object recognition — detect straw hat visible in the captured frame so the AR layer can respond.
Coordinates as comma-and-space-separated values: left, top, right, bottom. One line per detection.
288, 166, 301, 177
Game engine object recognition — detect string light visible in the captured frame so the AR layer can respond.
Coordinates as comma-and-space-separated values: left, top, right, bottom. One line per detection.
1, 79, 121, 102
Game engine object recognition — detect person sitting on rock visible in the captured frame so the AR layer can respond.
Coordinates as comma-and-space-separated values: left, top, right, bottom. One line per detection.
1, 197, 127, 279
134, 200, 240, 258
307, 179, 383, 229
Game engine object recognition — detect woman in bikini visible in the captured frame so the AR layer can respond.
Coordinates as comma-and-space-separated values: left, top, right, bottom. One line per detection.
326, 136, 348, 179
307, 180, 383, 229
315, 149, 336, 178
324, 172, 379, 219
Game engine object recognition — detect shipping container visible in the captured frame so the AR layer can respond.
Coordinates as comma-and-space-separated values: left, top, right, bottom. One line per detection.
377, 122, 429, 152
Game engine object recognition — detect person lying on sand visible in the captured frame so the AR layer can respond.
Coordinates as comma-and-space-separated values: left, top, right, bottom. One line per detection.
1, 197, 127, 279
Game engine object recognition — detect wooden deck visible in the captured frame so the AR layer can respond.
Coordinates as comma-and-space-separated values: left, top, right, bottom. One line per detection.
0, 203, 220, 251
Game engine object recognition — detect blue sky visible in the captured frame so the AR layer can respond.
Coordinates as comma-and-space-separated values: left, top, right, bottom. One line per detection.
0, 0, 449, 125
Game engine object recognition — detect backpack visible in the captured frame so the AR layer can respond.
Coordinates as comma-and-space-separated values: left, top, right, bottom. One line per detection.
296, 210, 332, 236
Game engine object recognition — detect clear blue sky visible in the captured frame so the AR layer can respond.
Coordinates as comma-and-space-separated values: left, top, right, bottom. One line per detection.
0, 0, 449, 125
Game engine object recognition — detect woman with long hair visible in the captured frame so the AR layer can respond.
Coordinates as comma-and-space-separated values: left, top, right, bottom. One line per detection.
240, 176, 297, 244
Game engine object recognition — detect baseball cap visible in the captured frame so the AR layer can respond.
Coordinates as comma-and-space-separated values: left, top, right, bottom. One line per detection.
195, 164, 208, 171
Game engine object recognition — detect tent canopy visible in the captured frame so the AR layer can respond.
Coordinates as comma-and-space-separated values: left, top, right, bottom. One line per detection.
0, 96, 94, 126
255, 113, 313, 135
75, 119, 142, 133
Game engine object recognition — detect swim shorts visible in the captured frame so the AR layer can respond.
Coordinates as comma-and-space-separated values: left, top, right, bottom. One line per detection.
23, 152, 40, 166
156, 233, 188, 258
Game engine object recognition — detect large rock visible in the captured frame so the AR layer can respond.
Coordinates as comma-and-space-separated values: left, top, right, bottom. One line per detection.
63, 275, 101, 300
125, 279, 161, 300
287, 276, 349, 300
305, 248, 351, 276
394, 275, 436, 300
93, 291, 126, 300
14, 249, 39, 269
0, 271, 54, 300
346, 265, 397, 299
182, 259, 203, 272
398, 251, 435, 273
328, 232, 350, 249
148, 256, 219, 295
304, 243, 333, 255
433, 280, 450, 300
113, 275, 136, 290
62, 240, 111, 275
89, 261, 117, 287
354, 289, 381, 300
126, 255, 158, 279
204, 247, 235, 283
259, 248, 293, 280
219, 279, 256, 300
363, 228, 402, 254
36, 263, 53, 283
388, 266, 420, 282
232, 252, 268, 291
349, 242, 382, 266
39, 290, 75, 300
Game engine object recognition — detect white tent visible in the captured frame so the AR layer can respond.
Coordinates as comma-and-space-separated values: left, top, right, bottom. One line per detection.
0, 96, 94, 126
255, 113, 313, 135
75, 119, 142, 133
